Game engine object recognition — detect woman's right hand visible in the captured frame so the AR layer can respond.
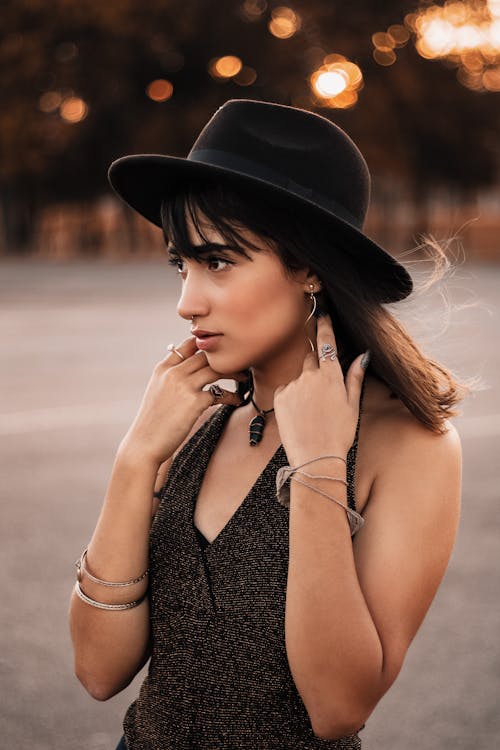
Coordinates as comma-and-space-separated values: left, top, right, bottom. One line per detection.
119, 335, 247, 467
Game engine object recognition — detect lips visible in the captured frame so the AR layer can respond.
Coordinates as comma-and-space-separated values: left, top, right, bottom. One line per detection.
195, 334, 222, 351
191, 329, 220, 337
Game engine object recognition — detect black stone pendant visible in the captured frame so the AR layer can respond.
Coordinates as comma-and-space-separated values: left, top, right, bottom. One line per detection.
249, 414, 266, 446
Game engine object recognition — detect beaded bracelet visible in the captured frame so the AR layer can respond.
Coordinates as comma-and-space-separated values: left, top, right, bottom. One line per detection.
75, 547, 149, 588
73, 581, 148, 611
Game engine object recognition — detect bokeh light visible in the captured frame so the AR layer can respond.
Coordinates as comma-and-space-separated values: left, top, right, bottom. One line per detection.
372, 23, 411, 66
310, 54, 363, 108
268, 6, 301, 38
59, 97, 88, 123
39, 91, 63, 113
373, 48, 397, 66
388, 24, 411, 46
240, 0, 268, 22
209, 55, 243, 79
406, 0, 500, 91
233, 65, 258, 85
146, 79, 174, 102
372, 32, 396, 51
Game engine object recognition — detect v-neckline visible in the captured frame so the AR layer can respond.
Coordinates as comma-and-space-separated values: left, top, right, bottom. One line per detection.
191, 404, 287, 554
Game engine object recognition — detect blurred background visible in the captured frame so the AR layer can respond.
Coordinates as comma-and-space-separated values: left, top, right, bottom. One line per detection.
1, 1, 499, 748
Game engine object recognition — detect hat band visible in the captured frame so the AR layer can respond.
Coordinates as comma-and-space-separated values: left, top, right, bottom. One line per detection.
189, 148, 362, 230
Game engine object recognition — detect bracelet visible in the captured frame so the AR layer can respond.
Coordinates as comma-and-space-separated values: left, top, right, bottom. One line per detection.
275, 454, 347, 505
295, 469, 348, 487
275, 454, 364, 536
75, 548, 149, 587
73, 581, 148, 610
289, 475, 364, 536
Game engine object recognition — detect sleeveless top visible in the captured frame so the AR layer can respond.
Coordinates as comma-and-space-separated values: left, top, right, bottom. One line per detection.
123, 386, 365, 749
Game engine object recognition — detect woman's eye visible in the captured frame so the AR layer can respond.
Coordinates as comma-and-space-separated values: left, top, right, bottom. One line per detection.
167, 256, 232, 274
168, 257, 185, 273
206, 256, 232, 272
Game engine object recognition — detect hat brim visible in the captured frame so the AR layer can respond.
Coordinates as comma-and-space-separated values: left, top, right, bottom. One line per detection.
108, 154, 412, 303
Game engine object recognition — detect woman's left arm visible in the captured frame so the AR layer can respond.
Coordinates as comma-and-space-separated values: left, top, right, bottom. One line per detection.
285, 419, 461, 740
275, 316, 462, 740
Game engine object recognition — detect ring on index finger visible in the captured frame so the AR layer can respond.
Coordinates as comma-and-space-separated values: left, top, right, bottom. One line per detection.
319, 342, 338, 363
167, 343, 185, 361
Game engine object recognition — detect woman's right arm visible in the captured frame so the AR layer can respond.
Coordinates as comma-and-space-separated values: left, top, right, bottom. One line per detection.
68, 446, 169, 701
69, 336, 244, 701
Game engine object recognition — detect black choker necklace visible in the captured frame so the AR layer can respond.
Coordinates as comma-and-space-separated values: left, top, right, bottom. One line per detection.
248, 396, 274, 446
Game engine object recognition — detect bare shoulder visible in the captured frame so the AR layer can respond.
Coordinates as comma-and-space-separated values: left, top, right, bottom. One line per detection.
357, 374, 462, 515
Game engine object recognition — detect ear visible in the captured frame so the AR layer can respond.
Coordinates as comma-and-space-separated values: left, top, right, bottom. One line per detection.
292, 267, 322, 294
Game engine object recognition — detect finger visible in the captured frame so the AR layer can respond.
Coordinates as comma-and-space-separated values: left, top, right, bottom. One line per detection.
316, 313, 337, 350
202, 385, 243, 408
161, 335, 198, 367
167, 345, 216, 375
316, 314, 342, 374
346, 352, 369, 406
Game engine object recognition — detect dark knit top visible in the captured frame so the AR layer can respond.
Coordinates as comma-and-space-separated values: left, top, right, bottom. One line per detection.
123, 388, 365, 749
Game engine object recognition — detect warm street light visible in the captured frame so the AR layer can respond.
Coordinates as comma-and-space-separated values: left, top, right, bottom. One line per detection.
407, 0, 500, 91
310, 55, 363, 108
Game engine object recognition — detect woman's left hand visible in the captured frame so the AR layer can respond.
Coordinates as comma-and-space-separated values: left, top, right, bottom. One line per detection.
273, 314, 368, 466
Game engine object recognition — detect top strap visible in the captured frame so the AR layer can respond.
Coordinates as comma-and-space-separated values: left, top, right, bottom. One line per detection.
346, 376, 366, 511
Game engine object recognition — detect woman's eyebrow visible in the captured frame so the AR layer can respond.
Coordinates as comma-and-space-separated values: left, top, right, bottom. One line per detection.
166, 242, 235, 256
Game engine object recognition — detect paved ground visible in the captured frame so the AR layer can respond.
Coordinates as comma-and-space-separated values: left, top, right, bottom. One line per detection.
1, 258, 498, 750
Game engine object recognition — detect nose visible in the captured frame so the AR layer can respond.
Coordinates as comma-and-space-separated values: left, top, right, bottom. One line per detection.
176, 269, 210, 322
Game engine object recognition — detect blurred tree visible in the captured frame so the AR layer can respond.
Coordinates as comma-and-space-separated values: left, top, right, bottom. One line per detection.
0, 0, 498, 251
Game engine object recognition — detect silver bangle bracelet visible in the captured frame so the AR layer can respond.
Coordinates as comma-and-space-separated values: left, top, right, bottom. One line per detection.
75, 547, 149, 587
73, 581, 148, 611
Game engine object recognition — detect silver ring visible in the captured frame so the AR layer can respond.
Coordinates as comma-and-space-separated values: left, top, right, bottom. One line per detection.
167, 343, 185, 361
209, 384, 225, 404
320, 343, 338, 362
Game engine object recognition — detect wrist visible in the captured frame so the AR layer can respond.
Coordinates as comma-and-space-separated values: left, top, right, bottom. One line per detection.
288, 452, 347, 470
116, 438, 163, 472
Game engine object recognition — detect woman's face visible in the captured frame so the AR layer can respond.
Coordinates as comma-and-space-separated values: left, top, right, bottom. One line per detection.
170, 210, 318, 375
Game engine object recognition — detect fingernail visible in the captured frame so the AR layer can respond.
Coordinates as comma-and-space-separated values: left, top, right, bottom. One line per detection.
360, 350, 371, 370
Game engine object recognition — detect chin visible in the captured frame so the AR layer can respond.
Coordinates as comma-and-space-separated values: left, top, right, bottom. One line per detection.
205, 351, 252, 378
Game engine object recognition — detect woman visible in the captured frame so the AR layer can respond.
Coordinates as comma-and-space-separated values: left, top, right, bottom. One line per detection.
69, 99, 465, 749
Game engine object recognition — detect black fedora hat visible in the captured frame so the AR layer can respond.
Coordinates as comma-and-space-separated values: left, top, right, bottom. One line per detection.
108, 98, 412, 303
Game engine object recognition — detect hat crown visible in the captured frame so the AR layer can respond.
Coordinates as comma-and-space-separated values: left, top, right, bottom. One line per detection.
187, 99, 370, 230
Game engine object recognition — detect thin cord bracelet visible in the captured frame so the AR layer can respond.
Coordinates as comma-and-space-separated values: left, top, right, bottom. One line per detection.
287, 475, 364, 536
275, 455, 364, 536
75, 548, 149, 588
275, 454, 347, 506
73, 581, 148, 611
294, 469, 348, 487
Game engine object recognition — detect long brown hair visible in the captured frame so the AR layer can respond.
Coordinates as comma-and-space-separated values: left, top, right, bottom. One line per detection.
161, 177, 470, 435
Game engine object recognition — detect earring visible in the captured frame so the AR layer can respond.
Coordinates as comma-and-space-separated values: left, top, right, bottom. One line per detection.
305, 283, 316, 352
